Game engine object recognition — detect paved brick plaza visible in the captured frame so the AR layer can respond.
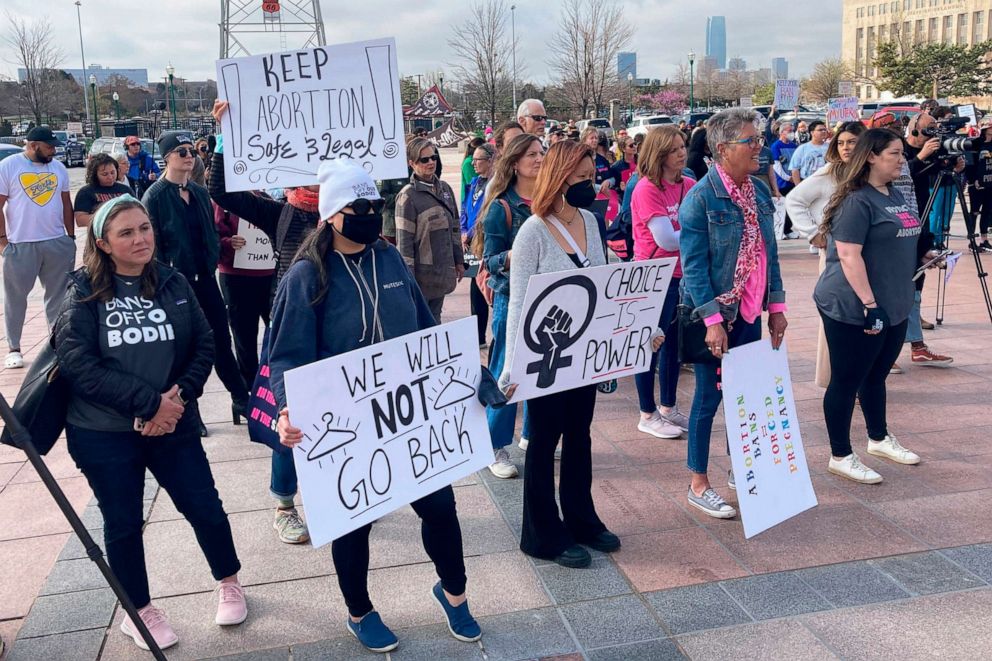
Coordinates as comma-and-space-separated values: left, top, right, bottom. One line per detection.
2, 150, 992, 660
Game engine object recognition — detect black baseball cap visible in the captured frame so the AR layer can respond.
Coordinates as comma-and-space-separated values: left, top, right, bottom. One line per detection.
25, 127, 62, 146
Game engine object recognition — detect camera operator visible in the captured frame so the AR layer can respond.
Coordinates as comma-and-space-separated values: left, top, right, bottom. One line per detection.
905, 110, 966, 249
966, 116, 992, 253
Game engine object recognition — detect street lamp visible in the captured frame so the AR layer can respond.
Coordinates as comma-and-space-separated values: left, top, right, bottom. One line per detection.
89, 74, 100, 138
688, 50, 695, 114
627, 72, 633, 126
112, 91, 120, 121
166, 63, 177, 129
75, 1, 91, 129
511, 4, 517, 111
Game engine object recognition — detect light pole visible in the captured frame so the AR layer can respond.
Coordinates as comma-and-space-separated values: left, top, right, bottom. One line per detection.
89, 74, 100, 138
511, 4, 517, 111
627, 72, 633, 125
688, 50, 695, 114
75, 1, 91, 130
112, 91, 120, 121
166, 64, 177, 129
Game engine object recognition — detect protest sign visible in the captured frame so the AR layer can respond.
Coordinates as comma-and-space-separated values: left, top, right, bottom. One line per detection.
506, 258, 676, 403
233, 219, 276, 270
956, 103, 977, 126
827, 97, 860, 124
837, 81, 854, 96
722, 339, 818, 538
774, 79, 800, 108
739, 96, 753, 109
216, 37, 406, 192
283, 316, 494, 548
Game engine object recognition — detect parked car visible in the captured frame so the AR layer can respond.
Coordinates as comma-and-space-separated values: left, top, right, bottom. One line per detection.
627, 115, 674, 139
52, 131, 86, 167
87, 137, 164, 171
751, 105, 812, 120
777, 111, 825, 124
575, 118, 614, 139
677, 111, 715, 127
858, 102, 881, 119
0, 144, 20, 162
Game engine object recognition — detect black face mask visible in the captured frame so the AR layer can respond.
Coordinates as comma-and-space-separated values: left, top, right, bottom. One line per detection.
335, 212, 383, 245
564, 179, 596, 209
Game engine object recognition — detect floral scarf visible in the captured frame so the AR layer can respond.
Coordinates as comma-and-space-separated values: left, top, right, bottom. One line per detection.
713, 164, 761, 306
286, 187, 319, 213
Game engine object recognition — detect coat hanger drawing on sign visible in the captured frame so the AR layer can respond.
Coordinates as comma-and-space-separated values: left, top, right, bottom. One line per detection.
305, 412, 359, 462
432, 366, 477, 410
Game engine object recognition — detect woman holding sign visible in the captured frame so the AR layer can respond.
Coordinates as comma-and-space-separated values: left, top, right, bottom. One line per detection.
814, 129, 925, 483
500, 140, 635, 569
269, 159, 481, 653
679, 108, 789, 519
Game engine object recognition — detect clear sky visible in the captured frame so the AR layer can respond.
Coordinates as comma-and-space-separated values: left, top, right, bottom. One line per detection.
0, 0, 842, 84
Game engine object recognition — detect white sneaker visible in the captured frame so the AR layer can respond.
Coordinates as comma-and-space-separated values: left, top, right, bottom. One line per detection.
808, 244, 819, 254
4, 351, 23, 368
687, 486, 737, 518
727, 469, 736, 491
518, 436, 529, 451
785, 231, 800, 239
828, 453, 883, 484
867, 435, 920, 465
488, 448, 519, 479
637, 412, 681, 439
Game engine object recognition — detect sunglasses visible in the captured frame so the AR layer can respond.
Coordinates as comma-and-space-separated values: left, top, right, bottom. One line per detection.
416, 154, 439, 164
170, 147, 193, 157
198, 146, 209, 152
346, 198, 386, 214
528, 115, 548, 122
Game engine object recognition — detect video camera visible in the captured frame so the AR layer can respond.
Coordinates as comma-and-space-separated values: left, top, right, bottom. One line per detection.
921, 115, 973, 157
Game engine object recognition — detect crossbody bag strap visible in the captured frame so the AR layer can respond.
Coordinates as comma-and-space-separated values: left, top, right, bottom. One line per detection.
545, 213, 590, 267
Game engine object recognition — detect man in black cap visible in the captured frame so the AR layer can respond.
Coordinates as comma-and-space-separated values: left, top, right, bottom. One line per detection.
0, 127, 76, 368
142, 131, 248, 433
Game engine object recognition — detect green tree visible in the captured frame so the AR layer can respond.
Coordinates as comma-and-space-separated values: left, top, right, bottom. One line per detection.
874, 40, 992, 98
751, 83, 775, 105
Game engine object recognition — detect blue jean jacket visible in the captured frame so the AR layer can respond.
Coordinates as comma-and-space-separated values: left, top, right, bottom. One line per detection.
678, 169, 786, 322
482, 186, 532, 297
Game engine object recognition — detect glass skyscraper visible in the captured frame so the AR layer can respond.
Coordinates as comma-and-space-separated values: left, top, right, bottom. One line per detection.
705, 16, 727, 70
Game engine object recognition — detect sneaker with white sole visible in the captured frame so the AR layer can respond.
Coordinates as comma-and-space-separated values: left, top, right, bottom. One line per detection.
687, 487, 737, 518
828, 452, 883, 483
727, 469, 736, 491
518, 436, 529, 451
4, 351, 23, 369
273, 507, 310, 544
488, 447, 519, 479
659, 407, 689, 432
867, 434, 920, 465
637, 412, 681, 439
215, 580, 248, 625
120, 603, 179, 651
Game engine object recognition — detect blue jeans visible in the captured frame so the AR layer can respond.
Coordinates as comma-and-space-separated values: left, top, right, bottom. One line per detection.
905, 289, 924, 344
928, 182, 956, 247
66, 424, 240, 609
487, 293, 530, 448
635, 277, 682, 412
270, 448, 298, 503
687, 317, 762, 474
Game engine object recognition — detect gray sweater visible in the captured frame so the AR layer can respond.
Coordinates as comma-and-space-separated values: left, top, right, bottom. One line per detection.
499, 209, 607, 389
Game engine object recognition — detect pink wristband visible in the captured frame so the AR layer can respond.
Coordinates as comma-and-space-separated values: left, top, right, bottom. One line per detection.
768, 303, 788, 314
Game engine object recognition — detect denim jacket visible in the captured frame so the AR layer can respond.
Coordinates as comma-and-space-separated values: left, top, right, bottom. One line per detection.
678, 169, 786, 322
482, 186, 532, 297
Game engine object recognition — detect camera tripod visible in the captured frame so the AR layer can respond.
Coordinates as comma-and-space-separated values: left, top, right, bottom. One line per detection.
919, 167, 992, 326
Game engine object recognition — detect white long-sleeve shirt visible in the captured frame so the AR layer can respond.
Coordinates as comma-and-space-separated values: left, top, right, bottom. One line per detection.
785, 163, 836, 240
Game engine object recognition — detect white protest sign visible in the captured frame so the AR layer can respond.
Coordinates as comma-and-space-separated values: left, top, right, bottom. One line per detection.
837, 81, 854, 96
956, 103, 977, 126
283, 316, 494, 548
827, 97, 860, 124
216, 37, 407, 192
774, 79, 800, 108
233, 219, 276, 270
506, 258, 676, 403
722, 339, 818, 538
740, 96, 753, 109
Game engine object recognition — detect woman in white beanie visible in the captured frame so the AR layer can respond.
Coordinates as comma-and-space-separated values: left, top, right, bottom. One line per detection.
267, 158, 482, 654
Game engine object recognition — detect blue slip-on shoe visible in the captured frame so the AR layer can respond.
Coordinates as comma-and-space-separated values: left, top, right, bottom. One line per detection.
431, 581, 482, 642
345, 611, 398, 653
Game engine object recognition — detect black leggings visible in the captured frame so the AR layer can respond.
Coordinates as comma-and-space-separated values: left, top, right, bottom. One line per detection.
330, 485, 466, 617
820, 311, 907, 458
219, 272, 273, 389
468, 276, 489, 346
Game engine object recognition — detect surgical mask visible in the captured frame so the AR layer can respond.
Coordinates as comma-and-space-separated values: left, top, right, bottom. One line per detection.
564, 179, 596, 209
335, 212, 383, 245
784, 132, 795, 141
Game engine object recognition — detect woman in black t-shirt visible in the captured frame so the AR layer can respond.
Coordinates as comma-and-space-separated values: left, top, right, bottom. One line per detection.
73, 153, 132, 227
814, 129, 934, 485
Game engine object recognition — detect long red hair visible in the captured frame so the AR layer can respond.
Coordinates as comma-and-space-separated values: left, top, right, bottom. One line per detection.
531, 141, 594, 219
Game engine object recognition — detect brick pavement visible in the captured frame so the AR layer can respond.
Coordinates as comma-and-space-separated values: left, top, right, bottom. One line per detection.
3, 150, 992, 659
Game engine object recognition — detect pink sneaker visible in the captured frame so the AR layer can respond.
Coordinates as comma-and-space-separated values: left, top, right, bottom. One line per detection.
215, 580, 248, 625
120, 603, 179, 650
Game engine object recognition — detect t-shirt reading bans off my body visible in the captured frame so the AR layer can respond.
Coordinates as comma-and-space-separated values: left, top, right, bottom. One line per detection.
67, 278, 177, 432
814, 185, 921, 326
0, 153, 70, 243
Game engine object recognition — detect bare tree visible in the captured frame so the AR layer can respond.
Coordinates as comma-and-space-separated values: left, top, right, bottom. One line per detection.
447, 0, 513, 125
802, 57, 853, 102
548, 0, 634, 118
3, 12, 66, 125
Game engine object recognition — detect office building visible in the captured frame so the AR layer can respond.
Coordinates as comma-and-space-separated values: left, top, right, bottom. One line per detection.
22, 64, 150, 88
771, 57, 789, 80
842, 0, 992, 99
706, 16, 727, 70
617, 52, 637, 80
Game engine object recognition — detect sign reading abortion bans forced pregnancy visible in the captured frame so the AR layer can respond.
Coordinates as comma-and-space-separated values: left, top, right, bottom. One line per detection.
506, 258, 676, 403
216, 37, 407, 192
283, 317, 494, 548
722, 339, 818, 538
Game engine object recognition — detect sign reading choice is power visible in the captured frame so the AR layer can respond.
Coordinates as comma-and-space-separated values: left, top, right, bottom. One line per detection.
216, 37, 407, 192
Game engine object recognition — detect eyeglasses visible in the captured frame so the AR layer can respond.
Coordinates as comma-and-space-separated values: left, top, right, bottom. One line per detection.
471, 157, 491, 163
527, 115, 548, 122
725, 136, 765, 148
416, 154, 439, 164
346, 198, 386, 214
